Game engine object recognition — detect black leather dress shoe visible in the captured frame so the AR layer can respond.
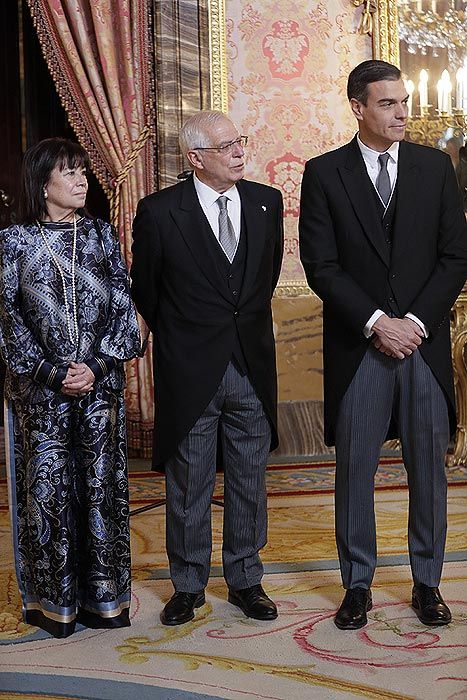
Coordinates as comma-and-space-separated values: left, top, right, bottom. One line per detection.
334, 587, 372, 630
412, 584, 451, 626
160, 591, 205, 626
228, 584, 278, 620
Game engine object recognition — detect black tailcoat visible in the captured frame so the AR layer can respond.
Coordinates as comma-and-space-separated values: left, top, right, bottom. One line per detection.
131, 176, 284, 466
299, 137, 467, 445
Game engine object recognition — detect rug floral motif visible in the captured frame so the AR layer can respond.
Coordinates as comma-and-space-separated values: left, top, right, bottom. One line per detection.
1, 565, 466, 700
1, 468, 466, 699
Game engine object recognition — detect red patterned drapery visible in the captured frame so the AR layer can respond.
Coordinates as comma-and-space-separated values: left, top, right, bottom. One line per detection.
26, 0, 155, 456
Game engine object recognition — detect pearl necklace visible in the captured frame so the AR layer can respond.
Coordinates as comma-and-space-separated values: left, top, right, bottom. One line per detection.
37, 215, 79, 346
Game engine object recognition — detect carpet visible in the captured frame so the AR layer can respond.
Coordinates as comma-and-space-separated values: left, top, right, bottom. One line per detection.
126, 458, 467, 507
1, 564, 466, 699
1, 462, 466, 699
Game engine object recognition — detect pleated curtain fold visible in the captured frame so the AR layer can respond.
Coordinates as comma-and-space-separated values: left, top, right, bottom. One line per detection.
27, 0, 156, 456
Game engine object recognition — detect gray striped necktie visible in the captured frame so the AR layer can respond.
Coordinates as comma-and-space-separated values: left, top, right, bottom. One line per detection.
217, 195, 237, 262
376, 152, 391, 206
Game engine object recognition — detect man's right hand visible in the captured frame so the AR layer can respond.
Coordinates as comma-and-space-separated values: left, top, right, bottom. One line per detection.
371, 315, 423, 359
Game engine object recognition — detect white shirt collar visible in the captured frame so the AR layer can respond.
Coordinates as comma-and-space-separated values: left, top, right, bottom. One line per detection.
356, 134, 399, 168
193, 173, 239, 208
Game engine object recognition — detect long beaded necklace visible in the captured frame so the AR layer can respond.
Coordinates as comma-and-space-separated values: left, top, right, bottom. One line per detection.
37, 214, 79, 346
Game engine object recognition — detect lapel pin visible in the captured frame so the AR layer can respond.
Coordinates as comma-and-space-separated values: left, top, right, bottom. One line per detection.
261, 205, 266, 211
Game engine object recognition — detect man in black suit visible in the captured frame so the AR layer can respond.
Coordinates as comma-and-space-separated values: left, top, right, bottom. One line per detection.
131, 110, 283, 625
299, 60, 467, 630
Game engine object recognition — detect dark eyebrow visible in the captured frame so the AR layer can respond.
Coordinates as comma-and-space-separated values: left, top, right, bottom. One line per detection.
378, 95, 409, 105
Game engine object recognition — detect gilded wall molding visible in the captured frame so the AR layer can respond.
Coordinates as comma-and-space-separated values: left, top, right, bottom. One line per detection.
448, 291, 467, 466
405, 115, 467, 147
275, 283, 313, 298
374, 0, 399, 65
208, 0, 228, 113
354, 0, 399, 65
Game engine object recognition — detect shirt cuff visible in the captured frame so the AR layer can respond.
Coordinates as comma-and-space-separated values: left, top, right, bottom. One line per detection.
32, 359, 67, 392
363, 310, 385, 338
405, 313, 429, 338
85, 355, 118, 382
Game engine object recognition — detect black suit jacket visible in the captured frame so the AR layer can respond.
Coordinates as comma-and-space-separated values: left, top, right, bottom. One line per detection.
131, 176, 284, 466
299, 137, 467, 445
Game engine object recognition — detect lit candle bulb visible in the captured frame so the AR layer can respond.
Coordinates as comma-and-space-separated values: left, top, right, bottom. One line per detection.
456, 68, 464, 110
437, 78, 444, 112
418, 69, 429, 112
404, 79, 415, 117
463, 60, 467, 113
446, 80, 453, 115
442, 69, 452, 114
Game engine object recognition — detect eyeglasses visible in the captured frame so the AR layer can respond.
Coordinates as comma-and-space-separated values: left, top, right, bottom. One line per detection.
194, 136, 248, 154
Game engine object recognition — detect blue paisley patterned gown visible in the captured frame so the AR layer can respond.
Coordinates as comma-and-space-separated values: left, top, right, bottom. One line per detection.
0, 217, 141, 638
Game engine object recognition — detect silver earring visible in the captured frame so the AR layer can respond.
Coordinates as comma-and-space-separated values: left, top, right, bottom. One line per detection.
44, 190, 48, 199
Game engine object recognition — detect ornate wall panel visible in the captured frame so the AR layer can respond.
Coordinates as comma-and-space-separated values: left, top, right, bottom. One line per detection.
225, 0, 372, 291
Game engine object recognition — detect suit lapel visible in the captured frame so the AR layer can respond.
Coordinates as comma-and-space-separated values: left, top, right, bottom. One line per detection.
338, 138, 390, 267
237, 180, 267, 304
390, 140, 419, 264
170, 177, 233, 302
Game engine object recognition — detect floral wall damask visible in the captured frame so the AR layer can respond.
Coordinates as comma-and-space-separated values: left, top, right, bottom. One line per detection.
225, 0, 371, 287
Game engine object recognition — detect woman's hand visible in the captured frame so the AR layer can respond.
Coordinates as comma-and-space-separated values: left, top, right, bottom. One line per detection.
61, 362, 95, 396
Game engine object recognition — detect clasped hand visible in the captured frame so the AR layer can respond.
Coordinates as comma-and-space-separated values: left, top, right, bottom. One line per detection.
61, 362, 95, 396
371, 315, 423, 359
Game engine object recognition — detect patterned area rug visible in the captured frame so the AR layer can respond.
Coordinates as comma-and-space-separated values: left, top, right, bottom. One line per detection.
127, 458, 467, 507
1, 564, 466, 700
1, 462, 466, 699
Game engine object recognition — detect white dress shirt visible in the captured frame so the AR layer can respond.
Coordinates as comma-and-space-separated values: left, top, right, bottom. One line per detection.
193, 173, 241, 242
356, 135, 428, 339
358, 134, 399, 205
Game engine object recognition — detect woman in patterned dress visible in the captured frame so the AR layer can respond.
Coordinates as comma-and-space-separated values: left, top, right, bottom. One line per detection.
0, 138, 141, 638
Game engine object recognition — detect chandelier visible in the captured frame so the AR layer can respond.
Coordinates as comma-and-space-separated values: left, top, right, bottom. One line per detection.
398, 3, 466, 64
398, 1, 467, 116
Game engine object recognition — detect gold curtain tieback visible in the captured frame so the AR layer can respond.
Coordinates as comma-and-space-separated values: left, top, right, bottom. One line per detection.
109, 123, 153, 228
353, 0, 376, 36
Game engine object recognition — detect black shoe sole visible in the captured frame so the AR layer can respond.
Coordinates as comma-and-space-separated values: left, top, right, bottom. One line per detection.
227, 593, 278, 620
160, 594, 206, 626
334, 600, 373, 630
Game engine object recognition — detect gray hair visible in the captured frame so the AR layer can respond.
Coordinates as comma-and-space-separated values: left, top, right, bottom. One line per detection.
179, 110, 231, 155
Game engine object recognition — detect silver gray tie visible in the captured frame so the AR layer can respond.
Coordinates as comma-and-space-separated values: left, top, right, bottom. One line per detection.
217, 195, 237, 263
376, 152, 391, 206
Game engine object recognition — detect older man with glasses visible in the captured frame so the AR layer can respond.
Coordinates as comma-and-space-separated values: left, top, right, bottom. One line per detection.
131, 110, 284, 625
